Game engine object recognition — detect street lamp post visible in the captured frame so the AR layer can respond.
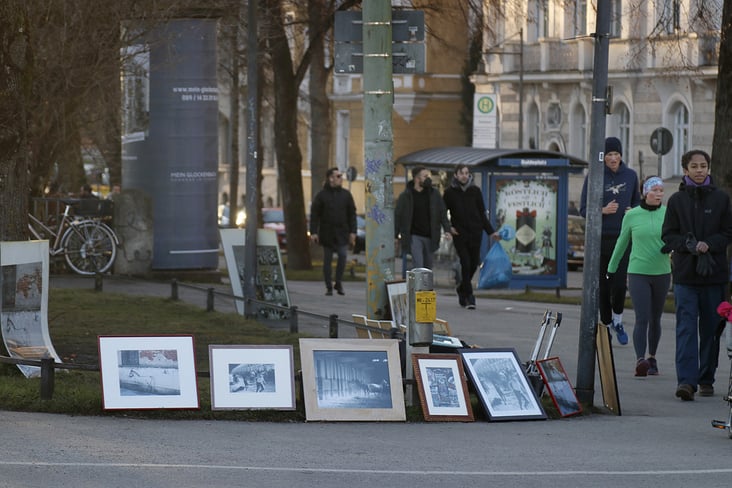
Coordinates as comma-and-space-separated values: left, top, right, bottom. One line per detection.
484, 28, 524, 148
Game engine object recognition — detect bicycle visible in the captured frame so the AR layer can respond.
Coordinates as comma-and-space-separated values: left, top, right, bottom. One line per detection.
28, 199, 119, 275
712, 320, 732, 438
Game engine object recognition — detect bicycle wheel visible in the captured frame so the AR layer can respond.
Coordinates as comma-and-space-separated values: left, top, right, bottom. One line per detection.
62, 220, 117, 275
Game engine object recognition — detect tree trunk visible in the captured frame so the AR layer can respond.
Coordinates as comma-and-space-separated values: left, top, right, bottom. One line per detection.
712, 0, 732, 196
268, 0, 311, 270
309, 0, 332, 198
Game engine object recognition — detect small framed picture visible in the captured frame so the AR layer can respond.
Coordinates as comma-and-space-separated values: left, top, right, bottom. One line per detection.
98, 335, 199, 410
299, 338, 405, 422
208, 345, 295, 410
459, 348, 546, 421
536, 357, 582, 417
411, 353, 474, 422
385, 280, 408, 327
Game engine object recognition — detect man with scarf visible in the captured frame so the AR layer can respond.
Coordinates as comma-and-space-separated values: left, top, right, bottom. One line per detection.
443, 164, 499, 309
661, 149, 732, 401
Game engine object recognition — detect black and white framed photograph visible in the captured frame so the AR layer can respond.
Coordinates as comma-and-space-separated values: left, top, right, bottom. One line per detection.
412, 353, 474, 422
385, 280, 408, 327
299, 338, 406, 421
208, 345, 295, 410
536, 357, 582, 417
459, 348, 546, 421
98, 335, 199, 410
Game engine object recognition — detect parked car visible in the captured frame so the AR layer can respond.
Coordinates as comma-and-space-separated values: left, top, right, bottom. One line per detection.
262, 207, 287, 250
218, 204, 245, 228
567, 214, 585, 271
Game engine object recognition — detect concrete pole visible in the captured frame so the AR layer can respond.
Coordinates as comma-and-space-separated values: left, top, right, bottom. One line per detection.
575, 0, 611, 405
243, 0, 259, 317
363, 1, 396, 319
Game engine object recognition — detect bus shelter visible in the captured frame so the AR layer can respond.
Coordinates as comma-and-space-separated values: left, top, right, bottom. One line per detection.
395, 147, 588, 289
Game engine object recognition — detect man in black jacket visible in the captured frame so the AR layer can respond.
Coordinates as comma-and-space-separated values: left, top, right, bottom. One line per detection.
662, 149, 732, 401
443, 164, 499, 309
310, 168, 357, 296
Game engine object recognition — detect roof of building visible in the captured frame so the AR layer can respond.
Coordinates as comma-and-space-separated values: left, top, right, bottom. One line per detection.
395, 146, 588, 171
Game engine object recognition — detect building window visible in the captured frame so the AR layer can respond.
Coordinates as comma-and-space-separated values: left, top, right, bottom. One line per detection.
671, 103, 689, 175
617, 104, 631, 157
527, 102, 540, 149
574, 0, 587, 36
656, 0, 680, 35
610, 0, 622, 38
570, 103, 586, 159
336, 111, 350, 168
528, 0, 547, 41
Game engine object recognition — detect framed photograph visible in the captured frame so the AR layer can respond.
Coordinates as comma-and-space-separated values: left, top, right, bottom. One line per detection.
98, 335, 199, 410
596, 323, 621, 415
299, 338, 406, 421
385, 280, 408, 327
208, 345, 295, 410
536, 357, 582, 417
411, 353, 474, 422
459, 348, 546, 421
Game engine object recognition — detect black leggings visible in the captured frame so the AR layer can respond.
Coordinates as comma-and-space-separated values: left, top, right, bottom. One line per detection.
599, 236, 630, 325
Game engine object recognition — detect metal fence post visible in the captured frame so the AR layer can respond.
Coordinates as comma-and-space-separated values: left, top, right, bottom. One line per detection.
40, 357, 55, 400
289, 306, 298, 333
207, 288, 215, 312
171, 279, 179, 301
329, 314, 339, 338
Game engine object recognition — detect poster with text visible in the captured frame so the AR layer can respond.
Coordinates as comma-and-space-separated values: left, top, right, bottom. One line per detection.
494, 178, 558, 275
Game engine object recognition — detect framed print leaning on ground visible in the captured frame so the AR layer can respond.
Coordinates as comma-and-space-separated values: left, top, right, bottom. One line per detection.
412, 353, 474, 422
299, 338, 406, 421
208, 345, 295, 410
536, 357, 582, 417
459, 348, 546, 421
98, 335, 199, 410
385, 280, 408, 327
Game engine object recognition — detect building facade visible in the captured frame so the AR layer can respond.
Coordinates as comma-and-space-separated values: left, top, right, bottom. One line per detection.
473, 0, 721, 199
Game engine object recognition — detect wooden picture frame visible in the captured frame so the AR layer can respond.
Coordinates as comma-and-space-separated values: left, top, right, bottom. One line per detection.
459, 348, 546, 421
299, 338, 406, 421
385, 280, 408, 327
208, 345, 295, 410
98, 335, 199, 410
412, 353, 474, 422
536, 357, 582, 417
596, 323, 621, 415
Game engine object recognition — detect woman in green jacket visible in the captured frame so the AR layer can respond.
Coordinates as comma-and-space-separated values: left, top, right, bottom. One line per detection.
608, 176, 671, 377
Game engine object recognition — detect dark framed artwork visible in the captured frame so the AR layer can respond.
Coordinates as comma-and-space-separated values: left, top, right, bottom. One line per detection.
536, 357, 582, 417
459, 348, 546, 421
412, 353, 474, 422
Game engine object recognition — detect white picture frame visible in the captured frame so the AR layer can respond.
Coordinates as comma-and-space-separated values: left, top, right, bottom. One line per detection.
98, 335, 199, 410
208, 345, 295, 410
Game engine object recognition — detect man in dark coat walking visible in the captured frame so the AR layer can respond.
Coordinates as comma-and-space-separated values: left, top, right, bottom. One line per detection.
310, 168, 357, 296
443, 164, 499, 309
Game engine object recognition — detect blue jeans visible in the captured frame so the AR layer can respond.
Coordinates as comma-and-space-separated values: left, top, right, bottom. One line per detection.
673, 283, 725, 388
322, 244, 347, 290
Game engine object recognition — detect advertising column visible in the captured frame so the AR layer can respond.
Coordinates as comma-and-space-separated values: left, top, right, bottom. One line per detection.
122, 19, 219, 269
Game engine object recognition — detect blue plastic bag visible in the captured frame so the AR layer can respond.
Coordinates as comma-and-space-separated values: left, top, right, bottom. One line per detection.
478, 242, 512, 289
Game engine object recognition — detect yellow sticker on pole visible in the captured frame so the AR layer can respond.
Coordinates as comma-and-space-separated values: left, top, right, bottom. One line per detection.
415, 290, 437, 323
